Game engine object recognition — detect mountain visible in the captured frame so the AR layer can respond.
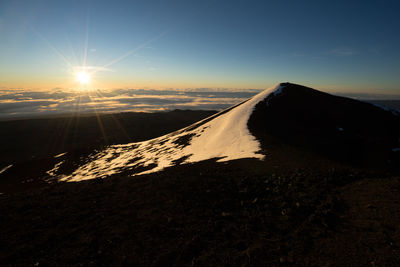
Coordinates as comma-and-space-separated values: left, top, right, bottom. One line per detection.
2, 83, 400, 266
48, 82, 400, 182
248, 83, 400, 170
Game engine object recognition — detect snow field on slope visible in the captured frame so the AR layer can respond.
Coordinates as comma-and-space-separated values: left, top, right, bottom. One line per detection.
60, 84, 283, 181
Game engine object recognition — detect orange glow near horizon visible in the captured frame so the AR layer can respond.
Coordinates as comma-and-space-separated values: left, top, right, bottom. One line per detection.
3, 76, 399, 96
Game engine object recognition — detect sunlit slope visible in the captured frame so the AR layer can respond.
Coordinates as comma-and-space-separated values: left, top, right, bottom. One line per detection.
58, 84, 284, 181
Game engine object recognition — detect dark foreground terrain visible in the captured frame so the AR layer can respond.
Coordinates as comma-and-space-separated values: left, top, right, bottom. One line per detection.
0, 110, 217, 163
1, 155, 400, 266
0, 110, 216, 193
1, 96, 400, 266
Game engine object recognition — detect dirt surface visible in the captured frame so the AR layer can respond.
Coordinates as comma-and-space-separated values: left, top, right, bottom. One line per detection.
308, 177, 400, 265
1, 157, 399, 266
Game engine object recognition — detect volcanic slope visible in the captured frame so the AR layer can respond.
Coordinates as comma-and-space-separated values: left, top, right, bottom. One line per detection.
50, 82, 400, 182
55, 85, 283, 181
2, 83, 400, 266
248, 83, 400, 171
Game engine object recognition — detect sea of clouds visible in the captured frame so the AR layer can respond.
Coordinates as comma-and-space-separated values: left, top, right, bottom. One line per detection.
0, 88, 260, 120
1, 87, 399, 121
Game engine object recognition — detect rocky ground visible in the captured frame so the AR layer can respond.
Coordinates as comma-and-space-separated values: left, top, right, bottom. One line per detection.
1, 151, 399, 266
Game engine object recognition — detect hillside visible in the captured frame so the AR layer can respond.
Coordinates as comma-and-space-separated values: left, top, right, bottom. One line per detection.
1, 83, 400, 265
48, 83, 400, 182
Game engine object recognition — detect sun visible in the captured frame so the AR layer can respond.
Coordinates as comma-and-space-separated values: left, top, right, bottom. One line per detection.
76, 71, 90, 85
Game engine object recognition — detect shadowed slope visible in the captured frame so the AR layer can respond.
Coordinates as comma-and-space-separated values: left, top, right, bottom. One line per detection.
248, 83, 400, 171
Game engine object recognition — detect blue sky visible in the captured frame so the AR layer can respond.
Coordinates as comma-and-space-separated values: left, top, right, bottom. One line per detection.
1, 0, 400, 94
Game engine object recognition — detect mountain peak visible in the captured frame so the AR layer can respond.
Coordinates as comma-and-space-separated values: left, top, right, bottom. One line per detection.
249, 83, 400, 169
56, 84, 284, 181
46, 82, 400, 182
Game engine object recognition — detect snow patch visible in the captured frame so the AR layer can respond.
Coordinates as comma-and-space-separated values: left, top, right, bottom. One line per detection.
54, 152, 67, 158
0, 164, 13, 175
59, 84, 284, 182
47, 161, 64, 176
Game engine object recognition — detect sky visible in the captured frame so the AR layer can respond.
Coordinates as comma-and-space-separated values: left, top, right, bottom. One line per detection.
0, 0, 400, 117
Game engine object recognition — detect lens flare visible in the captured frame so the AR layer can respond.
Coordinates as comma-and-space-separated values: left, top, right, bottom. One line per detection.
76, 71, 90, 85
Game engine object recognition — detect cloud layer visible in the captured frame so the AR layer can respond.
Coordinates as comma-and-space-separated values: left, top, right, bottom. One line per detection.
0, 88, 259, 120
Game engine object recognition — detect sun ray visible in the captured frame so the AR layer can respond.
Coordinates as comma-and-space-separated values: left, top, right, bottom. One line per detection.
66, 35, 80, 67
90, 95, 109, 144
30, 26, 74, 70
32, 22, 167, 91
91, 30, 169, 76
82, 9, 90, 68
109, 113, 133, 143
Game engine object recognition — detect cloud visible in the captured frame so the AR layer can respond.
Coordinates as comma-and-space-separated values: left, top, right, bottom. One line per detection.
0, 88, 258, 120
330, 46, 358, 56
0, 100, 59, 112
335, 92, 400, 100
